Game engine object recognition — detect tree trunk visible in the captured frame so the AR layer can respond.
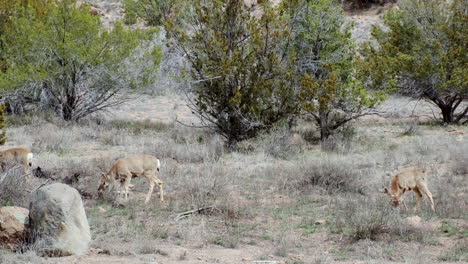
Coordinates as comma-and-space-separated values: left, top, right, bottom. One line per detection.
319, 111, 333, 151
62, 105, 73, 121
424, 90, 461, 124
441, 105, 454, 124
62, 90, 77, 121
319, 111, 331, 142
226, 137, 237, 152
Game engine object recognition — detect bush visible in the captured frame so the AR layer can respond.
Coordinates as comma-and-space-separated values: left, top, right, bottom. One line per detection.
452, 148, 468, 175
330, 196, 401, 241
321, 124, 356, 153
169, 162, 228, 212
1, 0, 160, 121
294, 157, 361, 194
165, 0, 298, 149
0, 166, 44, 207
433, 171, 467, 219
291, 0, 386, 150
123, 0, 178, 26
359, 0, 468, 124
259, 126, 306, 159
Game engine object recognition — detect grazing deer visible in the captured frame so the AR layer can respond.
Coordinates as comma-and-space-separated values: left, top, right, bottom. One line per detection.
97, 155, 163, 203
384, 168, 435, 212
0, 148, 33, 174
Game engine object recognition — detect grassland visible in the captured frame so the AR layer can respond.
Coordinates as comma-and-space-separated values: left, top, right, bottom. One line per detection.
0, 95, 467, 264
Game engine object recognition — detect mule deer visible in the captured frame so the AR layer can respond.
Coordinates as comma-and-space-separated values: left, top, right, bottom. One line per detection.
384, 168, 435, 212
0, 148, 33, 174
97, 155, 163, 203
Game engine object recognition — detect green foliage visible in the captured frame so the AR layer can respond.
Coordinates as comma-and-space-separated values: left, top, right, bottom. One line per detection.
123, 0, 179, 26
359, 0, 468, 124
439, 220, 460, 237
0, 0, 51, 73
107, 119, 173, 135
0, 104, 6, 145
0, 0, 161, 120
296, 219, 319, 235
290, 0, 386, 148
165, 0, 298, 148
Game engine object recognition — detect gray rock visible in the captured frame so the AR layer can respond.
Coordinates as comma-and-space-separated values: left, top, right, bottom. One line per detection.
28, 183, 90, 255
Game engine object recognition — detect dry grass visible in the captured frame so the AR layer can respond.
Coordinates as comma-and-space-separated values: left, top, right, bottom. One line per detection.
0, 249, 44, 264
438, 242, 468, 262
330, 196, 399, 241
292, 157, 362, 194
2, 95, 467, 263
0, 166, 46, 208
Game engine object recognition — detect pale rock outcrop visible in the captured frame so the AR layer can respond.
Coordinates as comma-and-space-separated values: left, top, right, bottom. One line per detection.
28, 183, 91, 255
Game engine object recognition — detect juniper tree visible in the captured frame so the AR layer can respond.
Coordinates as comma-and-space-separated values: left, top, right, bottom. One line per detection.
0, 0, 161, 120
0, 0, 50, 73
123, 0, 180, 26
289, 0, 386, 149
359, 0, 468, 124
165, 0, 298, 149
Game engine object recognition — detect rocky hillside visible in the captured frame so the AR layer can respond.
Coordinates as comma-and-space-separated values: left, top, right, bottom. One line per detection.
84, 0, 391, 42
81, 0, 125, 28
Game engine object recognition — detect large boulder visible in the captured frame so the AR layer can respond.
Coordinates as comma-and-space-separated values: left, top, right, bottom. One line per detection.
28, 183, 91, 256
0, 206, 29, 250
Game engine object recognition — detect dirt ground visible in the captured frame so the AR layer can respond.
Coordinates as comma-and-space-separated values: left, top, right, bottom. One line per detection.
1, 1, 466, 263
1, 93, 466, 264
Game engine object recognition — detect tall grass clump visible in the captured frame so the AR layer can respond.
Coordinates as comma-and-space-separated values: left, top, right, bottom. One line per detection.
0, 166, 43, 207
330, 196, 402, 241
292, 156, 362, 194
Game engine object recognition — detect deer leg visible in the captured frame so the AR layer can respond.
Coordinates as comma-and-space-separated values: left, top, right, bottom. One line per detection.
121, 174, 131, 201
413, 188, 423, 212
23, 167, 31, 183
123, 182, 129, 201
156, 178, 164, 202
145, 181, 155, 204
402, 200, 408, 210
420, 184, 435, 212
150, 170, 164, 202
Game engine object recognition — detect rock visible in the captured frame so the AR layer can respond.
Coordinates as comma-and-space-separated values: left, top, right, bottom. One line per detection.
98, 207, 107, 214
89, 7, 101, 16
314, 219, 326, 225
28, 183, 91, 256
405, 216, 423, 228
0, 206, 29, 250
